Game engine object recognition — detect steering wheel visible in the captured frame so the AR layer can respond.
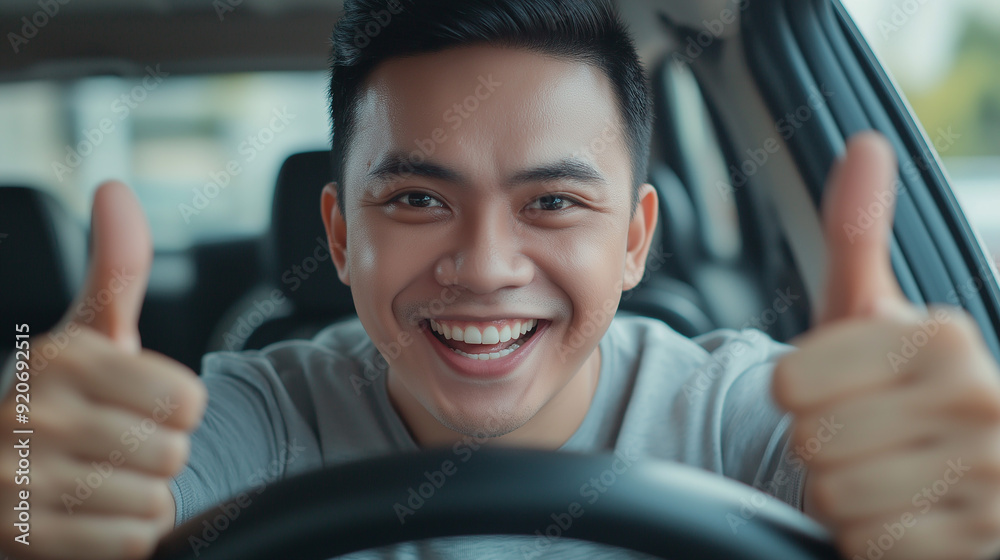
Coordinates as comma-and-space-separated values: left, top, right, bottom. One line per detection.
151, 448, 840, 560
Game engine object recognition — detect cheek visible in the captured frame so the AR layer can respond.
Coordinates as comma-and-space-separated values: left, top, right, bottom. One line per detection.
537, 225, 628, 314
346, 221, 414, 336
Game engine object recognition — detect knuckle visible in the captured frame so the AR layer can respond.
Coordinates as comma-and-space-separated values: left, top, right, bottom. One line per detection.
972, 490, 1000, 535
31, 406, 71, 441
791, 418, 817, 451
177, 377, 209, 432
71, 412, 109, 447
974, 435, 1000, 478
834, 524, 869, 558
119, 524, 159, 560
145, 482, 174, 518
934, 310, 979, 351
770, 356, 798, 409
952, 369, 1000, 420
158, 431, 190, 475
809, 473, 841, 518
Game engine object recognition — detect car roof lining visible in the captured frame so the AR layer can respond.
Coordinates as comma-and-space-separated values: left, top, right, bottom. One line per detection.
0, 0, 736, 80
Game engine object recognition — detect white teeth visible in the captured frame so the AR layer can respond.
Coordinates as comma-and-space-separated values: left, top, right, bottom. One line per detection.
452, 343, 521, 360
430, 319, 540, 346
464, 326, 482, 344
482, 326, 500, 345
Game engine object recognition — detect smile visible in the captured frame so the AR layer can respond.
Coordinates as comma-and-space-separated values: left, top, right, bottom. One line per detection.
428, 318, 539, 360
422, 318, 548, 380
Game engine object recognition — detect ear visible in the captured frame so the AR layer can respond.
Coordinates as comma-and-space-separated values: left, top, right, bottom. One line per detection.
622, 183, 659, 291
321, 183, 351, 286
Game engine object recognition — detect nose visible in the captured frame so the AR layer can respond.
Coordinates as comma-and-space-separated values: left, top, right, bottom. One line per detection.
434, 210, 533, 294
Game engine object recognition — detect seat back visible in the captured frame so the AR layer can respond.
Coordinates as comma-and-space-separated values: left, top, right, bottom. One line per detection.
0, 186, 86, 361
208, 151, 354, 351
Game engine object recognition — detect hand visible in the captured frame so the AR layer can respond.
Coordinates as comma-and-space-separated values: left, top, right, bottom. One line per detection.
773, 132, 1000, 560
0, 182, 208, 560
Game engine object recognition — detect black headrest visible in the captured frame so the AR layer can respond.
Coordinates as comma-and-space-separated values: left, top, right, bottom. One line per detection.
0, 186, 86, 334
268, 151, 355, 318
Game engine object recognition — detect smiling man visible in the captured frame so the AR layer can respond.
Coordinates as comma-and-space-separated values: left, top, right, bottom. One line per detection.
5, 1, 1000, 560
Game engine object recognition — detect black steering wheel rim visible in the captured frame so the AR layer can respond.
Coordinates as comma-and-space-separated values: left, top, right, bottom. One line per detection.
152, 448, 839, 560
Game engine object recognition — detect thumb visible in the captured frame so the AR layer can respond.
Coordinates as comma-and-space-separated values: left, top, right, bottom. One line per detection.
66, 181, 152, 353
817, 131, 912, 325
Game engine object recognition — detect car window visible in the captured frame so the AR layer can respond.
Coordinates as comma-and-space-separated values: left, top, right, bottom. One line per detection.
0, 71, 331, 250
841, 0, 1000, 267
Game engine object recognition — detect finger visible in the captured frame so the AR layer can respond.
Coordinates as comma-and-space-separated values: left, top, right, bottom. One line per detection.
774, 317, 913, 411
37, 459, 176, 520
38, 400, 191, 477
810, 441, 975, 522
837, 507, 987, 560
818, 131, 914, 326
13, 510, 163, 560
63, 181, 152, 354
793, 381, 965, 469
54, 334, 207, 432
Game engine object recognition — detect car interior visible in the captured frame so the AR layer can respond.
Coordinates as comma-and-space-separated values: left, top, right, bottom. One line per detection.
2, 0, 1000, 557
0, 0, 831, 372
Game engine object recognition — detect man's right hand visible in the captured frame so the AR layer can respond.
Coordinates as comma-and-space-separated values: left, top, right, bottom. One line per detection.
0, 181, 208, 560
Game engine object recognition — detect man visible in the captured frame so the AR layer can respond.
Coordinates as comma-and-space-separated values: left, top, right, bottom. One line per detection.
3, 0, 1000, 559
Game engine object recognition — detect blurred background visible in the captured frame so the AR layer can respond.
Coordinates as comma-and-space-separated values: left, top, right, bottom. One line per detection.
0, 0, 1000, 254
0, 0, 996, 254
843, 0, 1000, 266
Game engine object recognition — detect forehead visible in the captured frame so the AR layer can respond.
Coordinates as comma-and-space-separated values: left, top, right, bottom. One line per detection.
345, 45, 629, 188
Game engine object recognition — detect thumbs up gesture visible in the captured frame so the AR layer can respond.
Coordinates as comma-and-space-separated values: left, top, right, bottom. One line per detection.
773, 133, 1000, 560
0, 182, 207, 560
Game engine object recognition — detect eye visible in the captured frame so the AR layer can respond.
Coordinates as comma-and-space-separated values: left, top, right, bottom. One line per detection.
527, 194, 577, 212
392, 192, 444, 209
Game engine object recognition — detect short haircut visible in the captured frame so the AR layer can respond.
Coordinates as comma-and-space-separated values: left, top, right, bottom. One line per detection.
328, 0, 653, 215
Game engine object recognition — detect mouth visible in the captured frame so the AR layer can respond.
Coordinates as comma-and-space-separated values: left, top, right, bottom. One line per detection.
420, 317, 548, 380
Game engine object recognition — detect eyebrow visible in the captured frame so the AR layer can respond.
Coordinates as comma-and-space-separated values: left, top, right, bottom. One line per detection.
366, 152, 607, 189
508, 158, 607, 187
368, 151, 462, 184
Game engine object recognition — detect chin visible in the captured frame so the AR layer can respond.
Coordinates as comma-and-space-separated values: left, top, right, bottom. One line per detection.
431, 397, 537, 440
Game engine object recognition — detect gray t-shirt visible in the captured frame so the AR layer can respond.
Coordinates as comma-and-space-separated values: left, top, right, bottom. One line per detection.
170, 316, 807, 559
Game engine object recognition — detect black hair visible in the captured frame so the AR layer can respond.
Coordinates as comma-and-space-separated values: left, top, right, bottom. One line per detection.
328, 0, 653, 214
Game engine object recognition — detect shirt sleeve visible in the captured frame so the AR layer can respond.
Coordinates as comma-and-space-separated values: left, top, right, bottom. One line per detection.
169, 350, 323, 526
714, 332, 807, 511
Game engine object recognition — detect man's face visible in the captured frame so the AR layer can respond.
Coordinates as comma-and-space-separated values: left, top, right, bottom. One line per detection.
323, 46, 656, 441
